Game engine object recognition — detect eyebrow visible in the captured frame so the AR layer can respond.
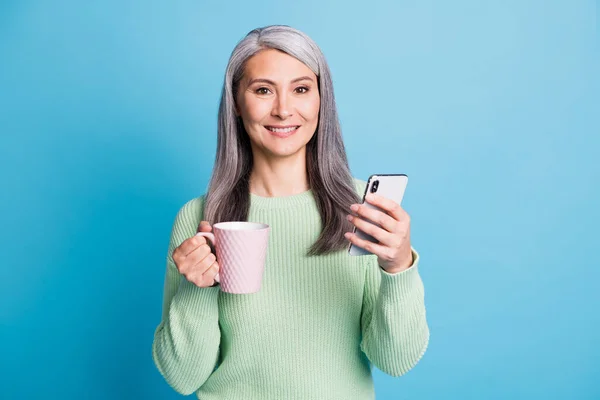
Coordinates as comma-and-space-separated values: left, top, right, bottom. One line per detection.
247, 76, 314, 86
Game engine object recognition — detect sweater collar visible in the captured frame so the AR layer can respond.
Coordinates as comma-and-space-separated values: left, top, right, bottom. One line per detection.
249, 189, 315, 209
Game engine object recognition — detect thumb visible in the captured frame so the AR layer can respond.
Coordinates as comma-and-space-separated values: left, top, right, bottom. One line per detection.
197, 220, 213, 233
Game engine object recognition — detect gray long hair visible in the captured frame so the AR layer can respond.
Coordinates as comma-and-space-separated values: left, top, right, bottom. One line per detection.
204, 25, 360, 255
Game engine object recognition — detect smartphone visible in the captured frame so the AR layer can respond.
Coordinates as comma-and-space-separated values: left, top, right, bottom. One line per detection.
348, 174, 409, 256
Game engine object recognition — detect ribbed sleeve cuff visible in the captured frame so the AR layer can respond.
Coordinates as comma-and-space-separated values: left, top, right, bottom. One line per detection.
176, 277, 221, 310
378, 248, 422, 297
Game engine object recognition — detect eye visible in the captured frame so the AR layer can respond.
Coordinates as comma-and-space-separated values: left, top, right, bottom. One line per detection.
255, 87, 271, 95
295, 86, 309, 94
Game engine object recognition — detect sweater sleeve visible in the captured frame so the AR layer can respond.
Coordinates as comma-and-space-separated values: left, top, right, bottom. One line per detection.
152, 197, 221, 395
359, 247, 430, 377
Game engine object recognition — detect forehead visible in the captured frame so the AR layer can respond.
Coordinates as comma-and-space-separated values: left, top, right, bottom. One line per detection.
243, 49, 316, 81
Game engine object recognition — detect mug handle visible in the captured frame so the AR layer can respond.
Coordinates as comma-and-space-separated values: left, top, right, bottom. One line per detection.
195, 232, 220, 283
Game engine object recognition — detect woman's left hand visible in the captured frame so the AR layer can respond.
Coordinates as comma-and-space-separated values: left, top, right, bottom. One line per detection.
345, 192, 413, 274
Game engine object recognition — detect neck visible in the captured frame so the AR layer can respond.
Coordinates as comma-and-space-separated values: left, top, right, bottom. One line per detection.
249, 148, 310, 198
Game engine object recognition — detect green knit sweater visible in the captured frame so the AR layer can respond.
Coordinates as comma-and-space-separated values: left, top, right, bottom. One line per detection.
152, 179, 429, 399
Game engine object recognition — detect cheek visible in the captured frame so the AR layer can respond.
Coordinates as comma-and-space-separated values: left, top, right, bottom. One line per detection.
241, 97, 271, 125
300, 96, 321, 124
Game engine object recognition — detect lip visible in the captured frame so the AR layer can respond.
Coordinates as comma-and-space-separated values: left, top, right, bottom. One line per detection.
264, 125, 300, 138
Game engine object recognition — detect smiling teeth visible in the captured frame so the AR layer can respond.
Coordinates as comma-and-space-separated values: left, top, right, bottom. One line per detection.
267, 126, 298, 133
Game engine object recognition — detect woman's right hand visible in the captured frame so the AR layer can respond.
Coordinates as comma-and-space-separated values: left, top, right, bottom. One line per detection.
172, 221, 220, 288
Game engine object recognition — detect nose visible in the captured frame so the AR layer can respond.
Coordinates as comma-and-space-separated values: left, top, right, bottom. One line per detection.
271, 92, 293, 119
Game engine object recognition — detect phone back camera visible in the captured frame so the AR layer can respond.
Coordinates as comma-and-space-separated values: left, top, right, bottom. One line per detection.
371, 180, 379, 193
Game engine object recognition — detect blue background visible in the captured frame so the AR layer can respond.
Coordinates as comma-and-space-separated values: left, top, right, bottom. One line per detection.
1, 1, 598, 399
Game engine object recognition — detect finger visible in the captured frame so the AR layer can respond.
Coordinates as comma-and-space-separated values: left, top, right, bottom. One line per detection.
347, 214, 397, 247
197, 220, 213, 233
179, 244, 212, 274
202, 262, 219, 283
180, 235, 208, 258
187, 270, 211, 288
345, 231, 388, 258
364, 193, 406, 221
190, 252, 217, 276
350, 203, 397, 233
192, 259, 218, 287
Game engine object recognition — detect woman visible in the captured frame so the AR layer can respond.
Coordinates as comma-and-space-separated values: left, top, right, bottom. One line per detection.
152, 25, 429, 399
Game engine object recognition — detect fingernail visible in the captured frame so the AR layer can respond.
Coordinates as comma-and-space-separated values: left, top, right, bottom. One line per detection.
350, 204, 359, 211
346, 214, 353, 221
344, 232, 351, 238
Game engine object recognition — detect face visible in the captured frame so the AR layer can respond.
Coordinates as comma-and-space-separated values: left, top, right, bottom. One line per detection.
235, 49, 321, 159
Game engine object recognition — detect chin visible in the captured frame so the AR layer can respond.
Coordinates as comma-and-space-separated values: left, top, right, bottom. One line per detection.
265, 143, 308, 159
269, 148, 306, 159
262, 133, 309, 153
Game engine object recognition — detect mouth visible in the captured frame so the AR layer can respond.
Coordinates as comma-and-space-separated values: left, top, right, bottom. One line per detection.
264, 125, 300, 137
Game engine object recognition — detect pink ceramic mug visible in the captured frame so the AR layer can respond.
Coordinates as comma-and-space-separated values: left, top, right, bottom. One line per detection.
196, 222, 270, 294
